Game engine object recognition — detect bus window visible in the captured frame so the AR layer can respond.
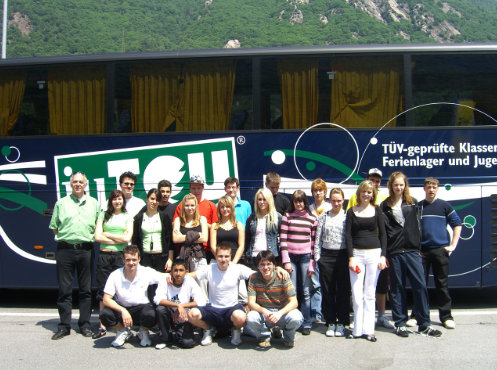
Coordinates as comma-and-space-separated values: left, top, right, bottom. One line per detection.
412, 54, 497, 126
11, 68, 49, 136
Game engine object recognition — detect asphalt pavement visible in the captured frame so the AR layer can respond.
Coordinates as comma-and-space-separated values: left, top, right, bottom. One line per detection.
0, 288, 496, 369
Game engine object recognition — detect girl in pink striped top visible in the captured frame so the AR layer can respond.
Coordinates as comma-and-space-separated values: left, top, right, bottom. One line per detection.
280, 190, 318, 334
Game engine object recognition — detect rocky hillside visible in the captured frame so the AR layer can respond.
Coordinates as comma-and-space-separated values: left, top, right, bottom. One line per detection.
3, 0, 497, 57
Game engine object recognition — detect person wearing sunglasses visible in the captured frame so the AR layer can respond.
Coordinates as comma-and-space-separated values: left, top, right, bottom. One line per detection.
119, 171, 145, 218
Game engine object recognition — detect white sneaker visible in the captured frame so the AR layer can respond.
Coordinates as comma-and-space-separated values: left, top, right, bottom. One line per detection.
111, 328, 131, 347
201, 327, 214, 346
325, 324, 336, 337
231, 328, 242, 346
138, 328, 151, 347
155, 343, 167, 350
406, 318, 417, 327
377, 315, 395, 329
443, 319, 456, 329
335, 324, 345, 337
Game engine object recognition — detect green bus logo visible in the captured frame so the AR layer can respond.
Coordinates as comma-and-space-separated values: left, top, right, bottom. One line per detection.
54, 137, 238, 208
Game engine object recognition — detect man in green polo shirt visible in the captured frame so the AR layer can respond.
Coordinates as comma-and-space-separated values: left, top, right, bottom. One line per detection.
49, 172, 100, 340
247, 250, 303, 348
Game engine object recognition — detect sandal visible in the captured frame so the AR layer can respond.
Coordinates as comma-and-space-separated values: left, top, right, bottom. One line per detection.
365, 335, 377, 342
92, 328, 107, 339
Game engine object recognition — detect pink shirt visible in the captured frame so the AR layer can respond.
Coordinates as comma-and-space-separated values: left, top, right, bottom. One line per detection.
280, 210, 317, 271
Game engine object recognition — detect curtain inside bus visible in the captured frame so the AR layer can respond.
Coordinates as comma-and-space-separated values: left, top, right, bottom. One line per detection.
171, 61, 236, 132
0, 70, 26, 136
330, 57, 402, 128
130, 63, 180, 132
278, 59, 319, 129
48, 66, 106, 134
131, 61, 235, 132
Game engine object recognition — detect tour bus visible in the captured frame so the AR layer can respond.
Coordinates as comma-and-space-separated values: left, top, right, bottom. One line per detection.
0, 43, 496, 289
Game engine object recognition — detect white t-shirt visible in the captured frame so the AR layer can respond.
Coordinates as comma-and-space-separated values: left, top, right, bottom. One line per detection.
252, 215, 268, 257
125, 196, 146, 218
195, 263, 253, 308
310, 201, 332, 218
104, 265, 163, 307
153, 275, 207, 308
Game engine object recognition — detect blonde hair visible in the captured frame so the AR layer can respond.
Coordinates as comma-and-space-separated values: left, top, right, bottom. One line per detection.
215, 195, 237, 228
180, 193, 200, 226
355, 180, 377, 206
254, 188, 279, 231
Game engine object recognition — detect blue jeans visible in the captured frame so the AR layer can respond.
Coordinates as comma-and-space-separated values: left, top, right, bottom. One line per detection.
246, 310, 303, 342
389, 251, 431, 328
310, 263, 322, 321
289, 253, 312, 329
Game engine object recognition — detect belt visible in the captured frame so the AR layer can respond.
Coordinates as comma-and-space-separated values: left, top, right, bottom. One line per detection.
99, 249, 123, 255
58, 241, 93, 250
143, 250, 163, 255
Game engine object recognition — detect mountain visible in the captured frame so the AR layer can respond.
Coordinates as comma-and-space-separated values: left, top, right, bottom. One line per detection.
3, 0, 497, 58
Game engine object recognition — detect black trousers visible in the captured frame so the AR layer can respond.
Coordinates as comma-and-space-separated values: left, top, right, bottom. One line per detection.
156, 306, 195, 348
96, 251, 123, 301
56, 244, 93, 331
318, 249, 351, 326
389, 251, 431, 328
100, 303, 156, 329
141, 252, 167, 272
421, 246, 453, 322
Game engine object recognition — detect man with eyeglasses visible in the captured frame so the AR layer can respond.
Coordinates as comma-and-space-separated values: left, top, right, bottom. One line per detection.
246, 250, 303, 348
49, 171, 100, 340
119, 171, 145, 218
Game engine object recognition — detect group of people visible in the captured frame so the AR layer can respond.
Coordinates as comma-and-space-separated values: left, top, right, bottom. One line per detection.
48, 168, 461, 348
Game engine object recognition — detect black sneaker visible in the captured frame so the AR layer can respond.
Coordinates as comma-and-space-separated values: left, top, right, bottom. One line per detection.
301, 328, 311, 335
419, 326, 442, 337
395, 326, 409, 338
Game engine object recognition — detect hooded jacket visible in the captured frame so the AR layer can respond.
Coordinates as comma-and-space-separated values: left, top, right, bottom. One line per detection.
380, 198, 421, 255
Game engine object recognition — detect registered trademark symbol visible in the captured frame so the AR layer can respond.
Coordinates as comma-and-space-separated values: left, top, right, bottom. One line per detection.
236, 136, 246, 145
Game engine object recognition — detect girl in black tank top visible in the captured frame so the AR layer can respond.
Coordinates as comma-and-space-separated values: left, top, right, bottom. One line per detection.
210, 195, 245, 263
